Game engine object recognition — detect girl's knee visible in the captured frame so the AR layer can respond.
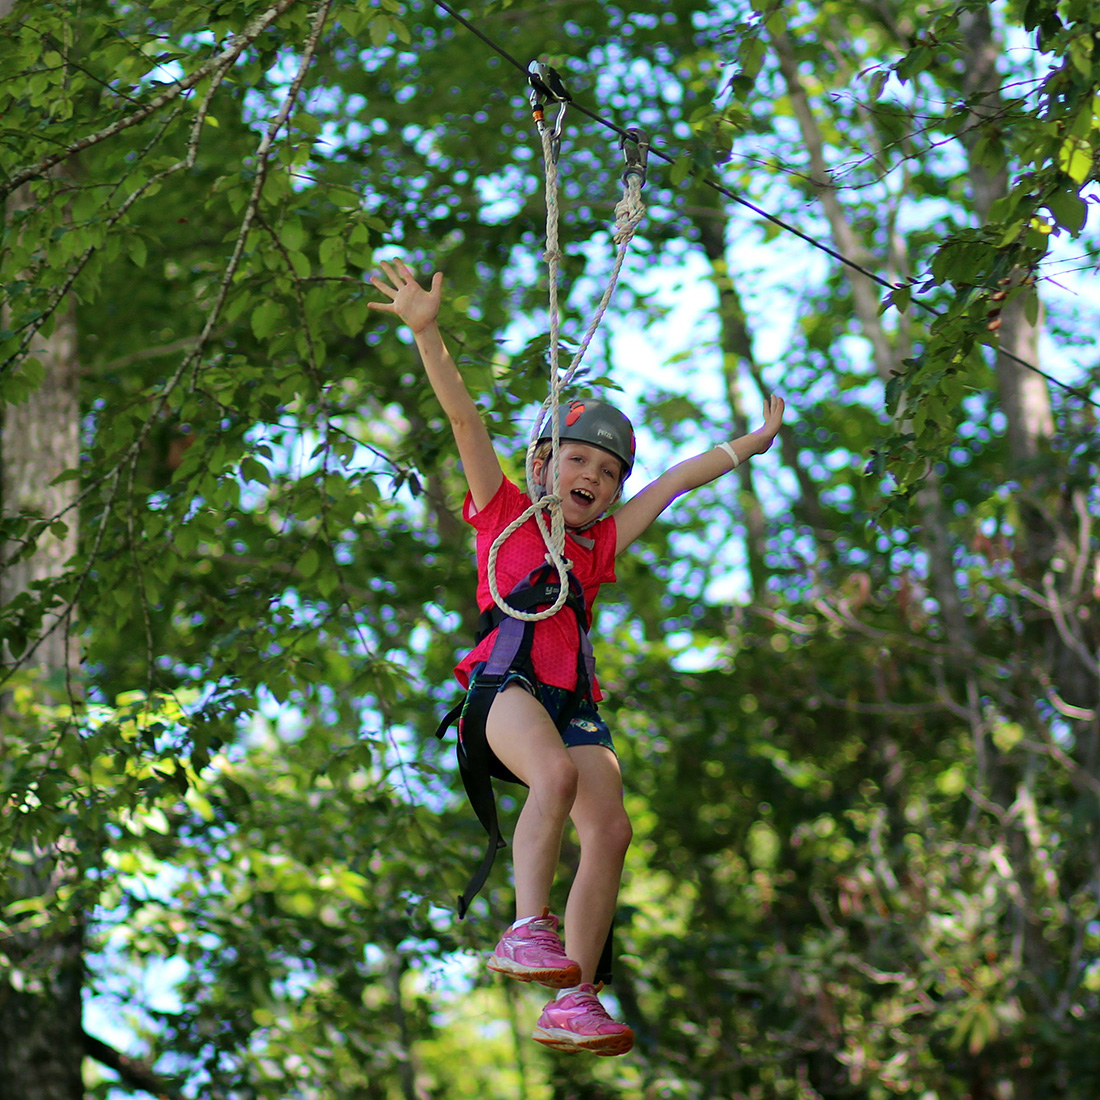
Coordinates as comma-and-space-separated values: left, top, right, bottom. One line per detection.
581, 807, 632, 858
530, 754, 579, 811
606, 811, 633, 857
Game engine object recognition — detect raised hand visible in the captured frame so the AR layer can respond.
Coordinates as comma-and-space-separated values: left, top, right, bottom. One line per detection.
750, 394, 785, 454
367, 259, 443, 335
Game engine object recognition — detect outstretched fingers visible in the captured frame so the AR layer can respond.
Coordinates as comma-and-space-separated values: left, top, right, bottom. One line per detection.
367, 259, 408, 306
380, 258, 412, 285
367, 262, 444, 331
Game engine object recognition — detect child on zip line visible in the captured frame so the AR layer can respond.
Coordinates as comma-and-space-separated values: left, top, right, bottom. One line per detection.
369, 258, 784, 1056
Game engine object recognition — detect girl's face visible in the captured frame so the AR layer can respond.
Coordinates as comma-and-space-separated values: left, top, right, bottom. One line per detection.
534, 442, 624, 527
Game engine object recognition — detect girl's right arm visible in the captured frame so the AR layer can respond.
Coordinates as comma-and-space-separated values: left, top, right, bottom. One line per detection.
368, 260, 502, 510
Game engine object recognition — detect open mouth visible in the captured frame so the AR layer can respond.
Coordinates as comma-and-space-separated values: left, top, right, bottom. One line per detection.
571, 488, 595, 505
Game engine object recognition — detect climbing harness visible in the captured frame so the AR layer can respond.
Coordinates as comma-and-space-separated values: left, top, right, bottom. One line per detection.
432, 564, 617, 980
436, 66, 648, 965
435, 563, 595, 919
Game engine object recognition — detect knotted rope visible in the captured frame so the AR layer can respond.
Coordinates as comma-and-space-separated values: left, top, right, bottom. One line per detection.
485, 116, 648, 623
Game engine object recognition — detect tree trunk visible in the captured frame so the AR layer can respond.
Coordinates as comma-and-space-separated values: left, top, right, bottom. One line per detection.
0, 875, 86, 1100
0, 162, 85, 1096
768, 24, 898, 382
693, 206, 770, 599
767, 20, 979, 637
958, 6, 1054, 465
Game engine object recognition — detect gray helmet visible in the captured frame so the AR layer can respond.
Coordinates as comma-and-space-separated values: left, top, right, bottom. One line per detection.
537, 398, 636, 479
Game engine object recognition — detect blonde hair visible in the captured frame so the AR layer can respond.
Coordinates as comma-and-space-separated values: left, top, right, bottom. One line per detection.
528, 440, 554, 497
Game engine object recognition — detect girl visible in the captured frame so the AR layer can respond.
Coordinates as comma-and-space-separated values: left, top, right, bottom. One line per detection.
369, 259, 784, 1055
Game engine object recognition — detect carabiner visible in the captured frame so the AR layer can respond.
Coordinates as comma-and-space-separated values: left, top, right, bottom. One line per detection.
619, 127, 650, 186
528, 60, 571, 163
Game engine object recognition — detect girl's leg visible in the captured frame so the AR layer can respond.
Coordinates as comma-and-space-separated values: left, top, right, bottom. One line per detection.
562, 744, 632, 983
485, 685, 579, 920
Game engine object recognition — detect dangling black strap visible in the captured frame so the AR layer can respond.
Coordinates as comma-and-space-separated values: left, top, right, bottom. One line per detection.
451, 684, 507, 916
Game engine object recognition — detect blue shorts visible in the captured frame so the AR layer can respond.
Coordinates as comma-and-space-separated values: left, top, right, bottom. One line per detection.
463, 664, 615, 754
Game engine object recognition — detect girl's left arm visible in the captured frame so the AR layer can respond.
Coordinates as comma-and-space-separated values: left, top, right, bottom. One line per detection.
613, 395, 784, 556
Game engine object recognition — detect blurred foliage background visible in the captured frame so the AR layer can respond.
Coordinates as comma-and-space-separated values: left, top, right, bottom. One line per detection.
1, 1, 1098, 1097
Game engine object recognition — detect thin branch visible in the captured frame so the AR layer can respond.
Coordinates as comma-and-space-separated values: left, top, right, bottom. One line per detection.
0, 0, 302, 200
97, 338, 205, 375
1020, 737, 1100, 800
3, 2, 333, 687
177, 0, 330, 396
1034, 663, 1097, 722
1043, 571, 1099, 676
767, 24, 897, 382
125, 447, 157, 698
1071, 486, 1093, 599
806, 690, 946, 718
807, 597, 976, 663
2, 54, 230, 378
0, 463, 122, 692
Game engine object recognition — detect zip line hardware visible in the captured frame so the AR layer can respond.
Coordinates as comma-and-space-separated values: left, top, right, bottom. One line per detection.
528, 60, 571, 163
619, 127, 649, 186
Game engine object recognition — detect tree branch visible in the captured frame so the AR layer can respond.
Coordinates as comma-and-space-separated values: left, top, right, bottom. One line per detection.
0, 0, 302, 200
82, 1031, 184, 1100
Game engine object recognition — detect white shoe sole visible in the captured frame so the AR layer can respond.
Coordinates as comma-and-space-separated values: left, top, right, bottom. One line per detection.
532, 1024, 634, 1056
487, 955, 581, 989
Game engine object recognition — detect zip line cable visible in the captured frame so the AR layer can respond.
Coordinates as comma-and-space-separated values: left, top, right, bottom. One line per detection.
431, 0, 1099, 413
431, 1, 885, 282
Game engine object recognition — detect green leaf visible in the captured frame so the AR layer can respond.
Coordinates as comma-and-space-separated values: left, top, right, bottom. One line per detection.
281, 218, 306, 253
971, 132, 1005, 176
251, 300, 282, 340
1046, 187, 1088, 232
670, 154, 694, 186
294, 112, 322, 138
127, 235, 148, 268
1024, 286, 1040, 325
1068, 32, 1093, 77
319, 235, 346, 276
888, 284, 911, 314
298, 547, 320, 578
240, 457, 271, 486
369, 12, 390, 46
867, 69, 888, 101
884, 373, 905, 416
895, 45, 932, 83
1057, 137, 1092, 186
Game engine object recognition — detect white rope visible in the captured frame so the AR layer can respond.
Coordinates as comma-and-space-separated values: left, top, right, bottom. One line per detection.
485, 124, 647, 623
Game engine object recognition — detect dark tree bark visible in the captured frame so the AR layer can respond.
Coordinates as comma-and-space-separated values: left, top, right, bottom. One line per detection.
694, 205, 771, 600
0, 289, 84, 1097
1, 127, 84, 1099
959, 6, 1054, 467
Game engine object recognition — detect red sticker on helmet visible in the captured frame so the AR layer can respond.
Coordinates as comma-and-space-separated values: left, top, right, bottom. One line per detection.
565, 402, 585, 426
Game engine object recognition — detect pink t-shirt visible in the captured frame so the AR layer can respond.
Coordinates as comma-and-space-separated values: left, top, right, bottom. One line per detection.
454, 477, 617, 699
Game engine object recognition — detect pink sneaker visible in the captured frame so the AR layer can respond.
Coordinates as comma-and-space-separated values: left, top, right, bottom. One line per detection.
487, 908, 582, 988
532, 983, 634, 1056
